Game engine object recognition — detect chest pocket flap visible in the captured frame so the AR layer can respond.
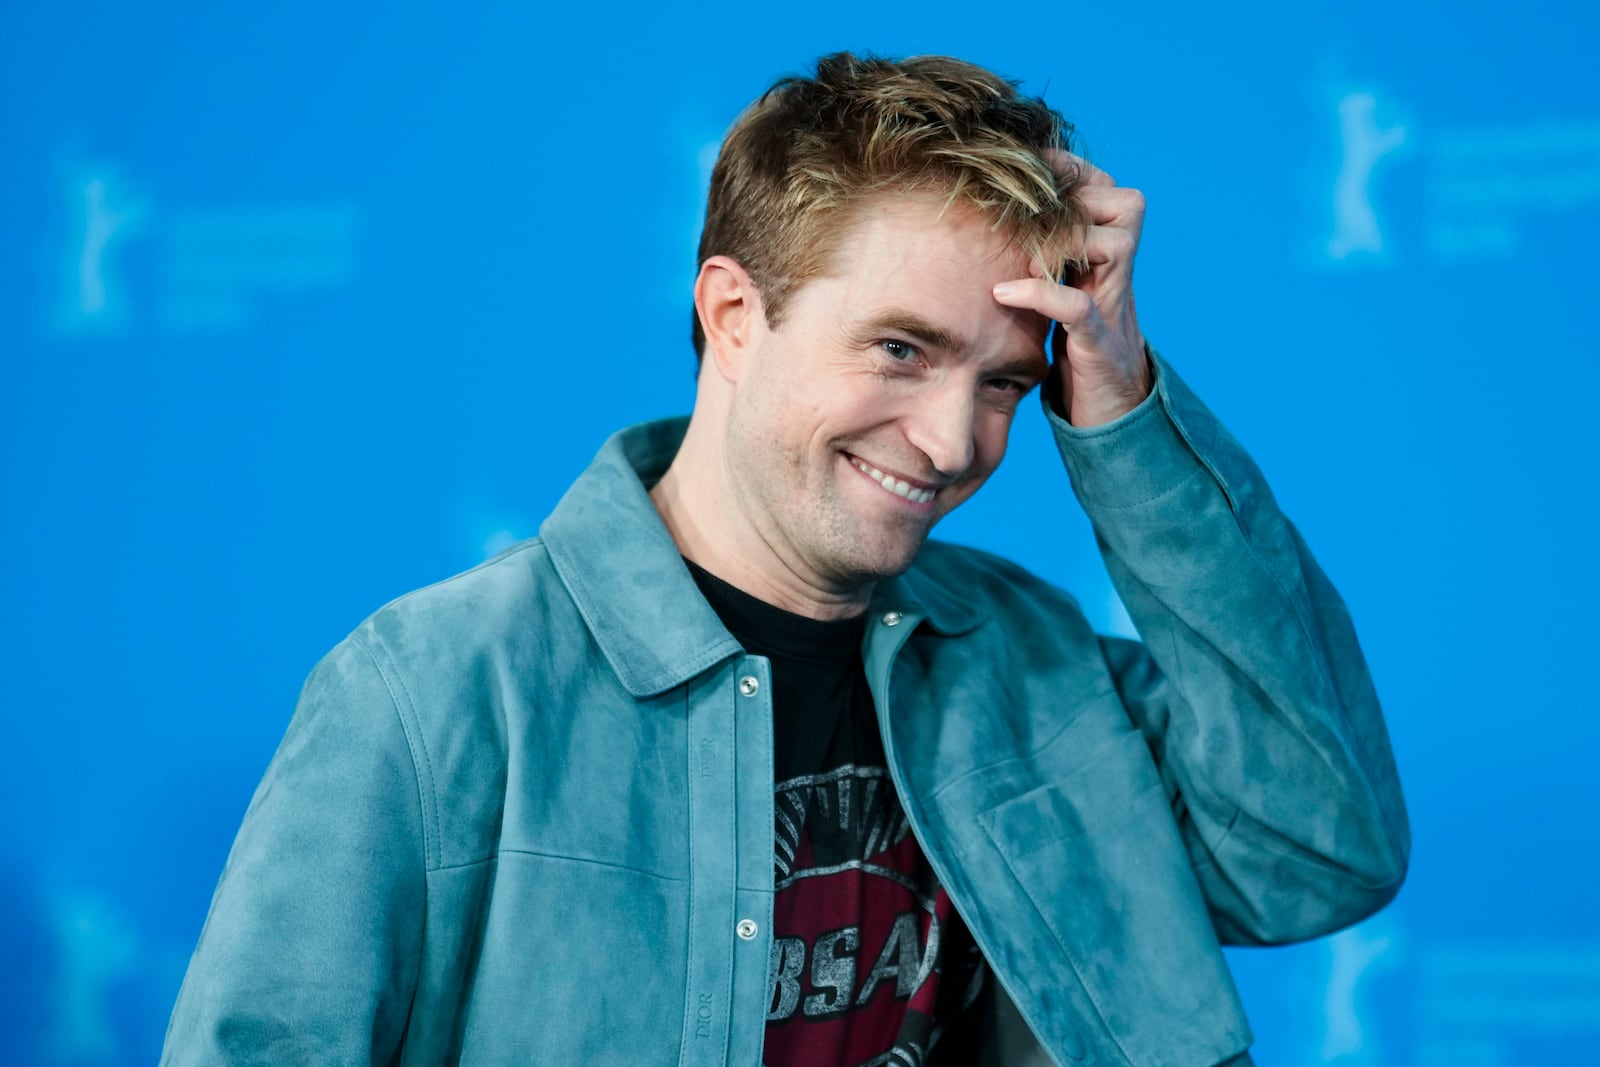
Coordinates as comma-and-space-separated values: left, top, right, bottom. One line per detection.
976, 729, 1251, 1067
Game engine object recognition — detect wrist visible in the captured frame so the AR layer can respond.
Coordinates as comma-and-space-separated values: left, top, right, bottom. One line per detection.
1064, 348, 1153, 428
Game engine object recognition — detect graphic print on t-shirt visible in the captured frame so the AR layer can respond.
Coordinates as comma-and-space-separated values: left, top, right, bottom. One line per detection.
679, 558, 983, 1066
763, 763, 977, 1067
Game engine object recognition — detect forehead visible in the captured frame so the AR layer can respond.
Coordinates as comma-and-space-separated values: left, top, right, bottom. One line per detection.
797, 194, 1049, 348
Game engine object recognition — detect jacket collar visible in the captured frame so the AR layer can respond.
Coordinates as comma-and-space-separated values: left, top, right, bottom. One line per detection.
540, 418, 986, 698
871, 565, 987, 638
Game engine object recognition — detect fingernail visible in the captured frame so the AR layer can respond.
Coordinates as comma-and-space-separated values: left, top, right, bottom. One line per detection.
993, 282, 1018, 299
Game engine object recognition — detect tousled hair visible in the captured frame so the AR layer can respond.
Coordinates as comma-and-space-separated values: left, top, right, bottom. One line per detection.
692, 51, 1093, 360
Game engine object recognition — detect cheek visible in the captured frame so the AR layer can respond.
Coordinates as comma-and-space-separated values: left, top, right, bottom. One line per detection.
972, 410, 1017, 471
806, 384, 896, 441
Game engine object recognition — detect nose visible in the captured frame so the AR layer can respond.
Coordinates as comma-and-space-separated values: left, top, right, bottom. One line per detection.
903, 380, 976, 479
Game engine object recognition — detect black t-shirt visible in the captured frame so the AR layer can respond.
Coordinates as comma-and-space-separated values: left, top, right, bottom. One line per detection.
687, 560, 985, 1067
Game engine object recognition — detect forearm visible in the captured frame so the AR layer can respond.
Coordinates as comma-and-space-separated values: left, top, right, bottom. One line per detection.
1050, 349, 1410, 943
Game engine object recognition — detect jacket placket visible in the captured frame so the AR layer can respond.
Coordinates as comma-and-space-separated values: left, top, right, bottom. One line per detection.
863, 609, 1085, 1067
677, 655, 776, 1067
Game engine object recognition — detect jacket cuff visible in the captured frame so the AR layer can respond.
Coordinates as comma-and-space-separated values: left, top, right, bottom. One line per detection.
1044, 347, 1206, 509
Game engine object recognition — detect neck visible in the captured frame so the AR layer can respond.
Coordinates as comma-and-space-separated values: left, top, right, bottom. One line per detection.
649, 415, 873, 622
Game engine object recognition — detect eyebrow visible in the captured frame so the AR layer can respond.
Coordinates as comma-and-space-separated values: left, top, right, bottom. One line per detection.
861, 309, 1048, 382
861, 310, 971, 356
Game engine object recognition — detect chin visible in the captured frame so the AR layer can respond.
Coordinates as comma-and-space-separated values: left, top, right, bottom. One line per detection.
828, 536, 928, 584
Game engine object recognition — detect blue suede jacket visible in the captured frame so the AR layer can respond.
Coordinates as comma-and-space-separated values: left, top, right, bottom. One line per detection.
163, 355, 1409, 1066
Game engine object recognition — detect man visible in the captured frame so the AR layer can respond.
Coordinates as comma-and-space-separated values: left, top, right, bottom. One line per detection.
164, 53, 1409, 1066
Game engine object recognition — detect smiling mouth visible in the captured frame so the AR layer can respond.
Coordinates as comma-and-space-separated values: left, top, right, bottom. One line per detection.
847, 455, 939, 505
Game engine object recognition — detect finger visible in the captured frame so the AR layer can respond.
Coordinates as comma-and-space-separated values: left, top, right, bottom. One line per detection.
1075, 185, 1146, 232
1043, 147, 1115, 187
991, 277, 1100, 330
1079, 223, 1139, 267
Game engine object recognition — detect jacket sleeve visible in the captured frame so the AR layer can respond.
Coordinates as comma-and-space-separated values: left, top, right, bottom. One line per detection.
1047, 349, 1410, 946
162, 633, 426, 1064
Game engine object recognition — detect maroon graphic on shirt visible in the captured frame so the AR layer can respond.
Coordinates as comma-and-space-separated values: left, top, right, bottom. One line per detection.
763, 764, 978, 1067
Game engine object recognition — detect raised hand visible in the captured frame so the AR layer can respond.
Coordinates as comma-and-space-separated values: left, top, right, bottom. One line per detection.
992, 151, 1151, 427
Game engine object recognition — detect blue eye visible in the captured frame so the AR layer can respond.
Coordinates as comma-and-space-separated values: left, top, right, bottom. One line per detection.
880, 339, 918, 362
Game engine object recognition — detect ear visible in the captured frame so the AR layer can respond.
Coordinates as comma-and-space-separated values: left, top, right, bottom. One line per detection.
693, 256, 761, 383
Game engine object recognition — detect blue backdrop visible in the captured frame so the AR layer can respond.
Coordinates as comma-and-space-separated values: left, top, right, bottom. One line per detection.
3, 2, 1598, 1063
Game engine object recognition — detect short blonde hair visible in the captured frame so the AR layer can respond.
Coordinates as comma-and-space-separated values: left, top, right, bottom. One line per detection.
693, 51, 1093, 358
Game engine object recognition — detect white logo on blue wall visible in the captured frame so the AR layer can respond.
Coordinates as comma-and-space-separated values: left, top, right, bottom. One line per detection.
1327, 92, 1407, 262
42, 153, 361, 339
1426, 118, 1600, 259
39, 890, 140, 1065
1319, 923, 1397, 1064
1313, 80, 1600, 266
48, 165, 149, 338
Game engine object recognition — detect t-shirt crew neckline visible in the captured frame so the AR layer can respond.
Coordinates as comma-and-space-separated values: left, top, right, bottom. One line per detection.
682, 557, 867, 662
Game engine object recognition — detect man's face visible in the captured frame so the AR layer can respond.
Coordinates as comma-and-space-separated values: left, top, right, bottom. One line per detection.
723, 195, 1052, 589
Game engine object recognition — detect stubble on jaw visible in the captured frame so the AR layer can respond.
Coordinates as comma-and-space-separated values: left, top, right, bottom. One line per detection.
724, 415, 933, 594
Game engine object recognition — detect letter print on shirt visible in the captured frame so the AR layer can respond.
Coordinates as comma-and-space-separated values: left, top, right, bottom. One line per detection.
763, 764, 983, 1067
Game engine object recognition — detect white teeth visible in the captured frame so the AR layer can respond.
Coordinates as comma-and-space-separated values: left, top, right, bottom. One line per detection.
850, 458, 936, 504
